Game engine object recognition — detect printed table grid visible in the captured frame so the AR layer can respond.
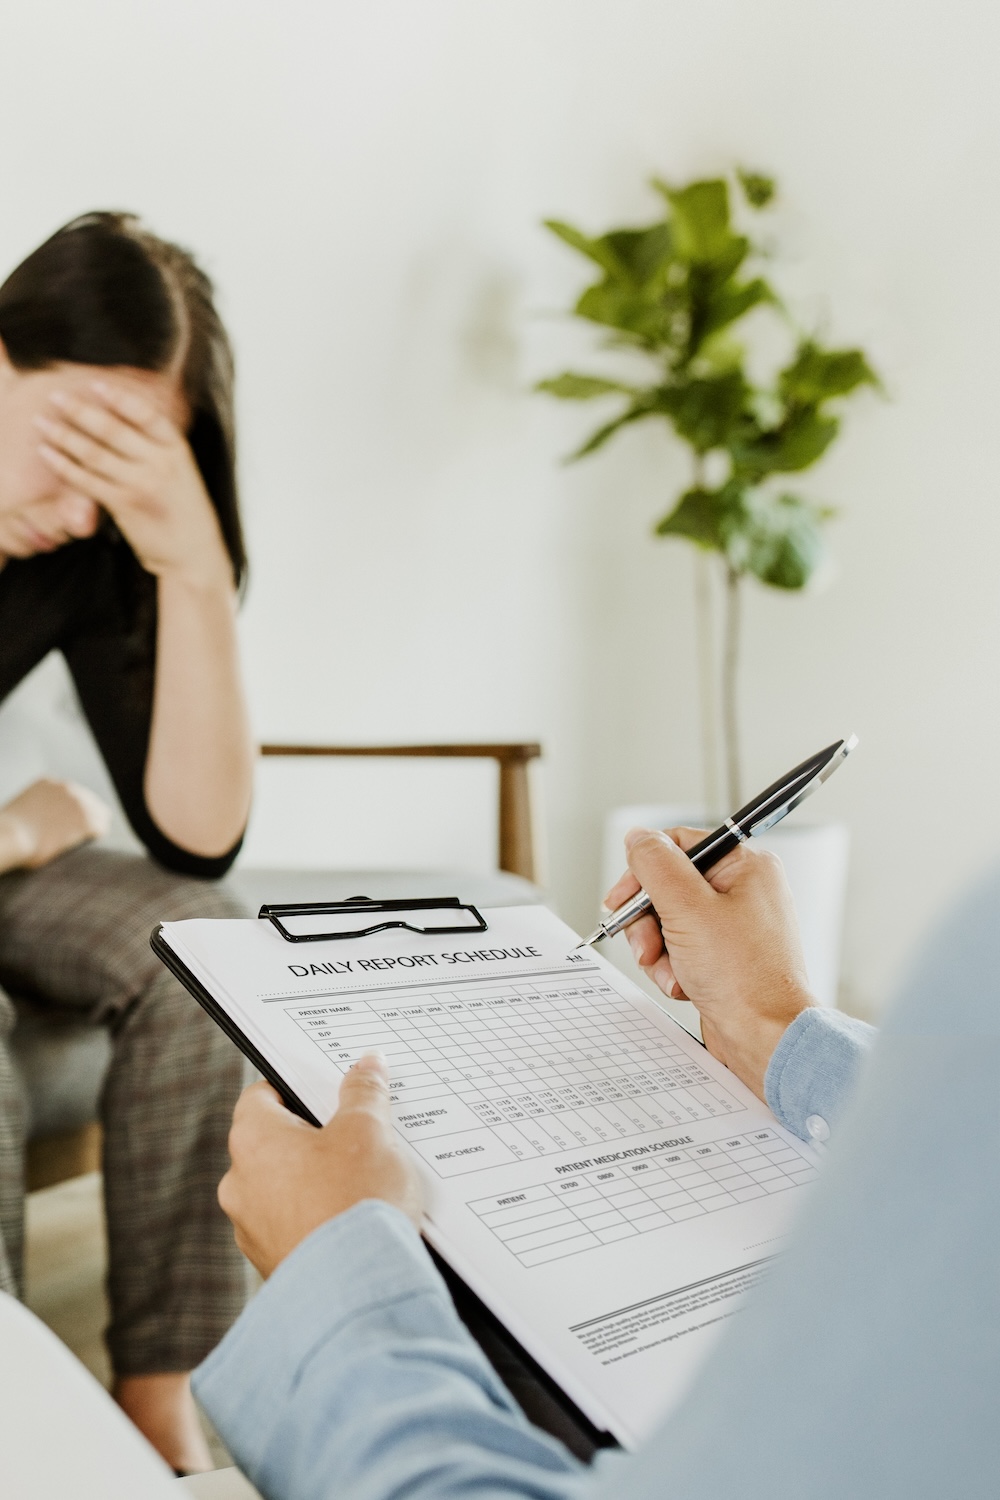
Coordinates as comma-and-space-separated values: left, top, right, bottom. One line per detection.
287, 975, 749, 1176
469, 1130, 818, 1266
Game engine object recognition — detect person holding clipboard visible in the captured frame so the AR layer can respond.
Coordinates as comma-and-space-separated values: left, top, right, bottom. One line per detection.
192, 824, 995, 1500
0, 213, 253, 1473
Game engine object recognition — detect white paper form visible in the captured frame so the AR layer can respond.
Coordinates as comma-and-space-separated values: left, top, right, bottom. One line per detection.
159, 905, 819, 1447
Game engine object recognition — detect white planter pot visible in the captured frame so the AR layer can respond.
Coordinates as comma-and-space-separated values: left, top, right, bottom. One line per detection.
600, 805, 849, 1009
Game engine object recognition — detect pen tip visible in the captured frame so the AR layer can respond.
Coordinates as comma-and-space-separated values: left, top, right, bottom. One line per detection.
577, 929, 604, 949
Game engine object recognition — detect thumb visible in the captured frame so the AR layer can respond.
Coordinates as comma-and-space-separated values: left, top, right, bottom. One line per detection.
624, 827, 713, 922
336, 1052, 391, 1122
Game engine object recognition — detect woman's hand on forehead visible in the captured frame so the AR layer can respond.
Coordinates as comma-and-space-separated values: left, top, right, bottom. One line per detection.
34, 378, 232, 590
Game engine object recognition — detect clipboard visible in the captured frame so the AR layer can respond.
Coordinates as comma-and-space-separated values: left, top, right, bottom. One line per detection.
151, 921, 322, 1125
151, 896, 486, 1126
149, 895, 614, 1457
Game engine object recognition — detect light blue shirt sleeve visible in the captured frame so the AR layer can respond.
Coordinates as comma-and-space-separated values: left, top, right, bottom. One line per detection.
194, 1201, 588, 1500
764, 1006, 874, 1139
196, 869, 1000, 1500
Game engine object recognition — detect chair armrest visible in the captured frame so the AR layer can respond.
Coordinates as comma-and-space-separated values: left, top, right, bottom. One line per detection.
258, 744, 542, 882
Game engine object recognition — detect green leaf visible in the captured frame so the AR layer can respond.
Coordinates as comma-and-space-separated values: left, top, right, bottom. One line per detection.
701, 276, 776, 338
683, 244, 759, 358
653, 370, 750, 453
655, 178, 732, 262
722, 490, 830, 589
737, 169, 776, 209
779, 341, 880, 404
771, 409, 839, 471
534, 373, 638, 400
574, 281, 674, 344
568, 400, 656, 460
544, 218, 675, 291
543, 219, 620, 275
538, 168, 878, 570
690, 329, 746, 376
700, 234, 751, 287
730, 407, 839, 477
600, 223, 673, 287
655, 486, 727, 549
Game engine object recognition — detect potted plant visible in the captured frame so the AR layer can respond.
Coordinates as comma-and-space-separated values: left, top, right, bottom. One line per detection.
538, 170, 879, 1004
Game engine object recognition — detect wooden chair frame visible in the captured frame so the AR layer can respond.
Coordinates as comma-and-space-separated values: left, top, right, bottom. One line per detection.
259, 742, 543, 883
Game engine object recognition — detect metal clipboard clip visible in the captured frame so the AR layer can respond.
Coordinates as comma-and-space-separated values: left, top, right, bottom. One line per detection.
258, 895, 488, 944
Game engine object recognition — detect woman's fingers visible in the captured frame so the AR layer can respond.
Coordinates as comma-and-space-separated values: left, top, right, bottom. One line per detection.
90, 379, 177, 445
37, 383, 182, 517
65, 781, 113, 840
35, 413, 130, 484
39, 382, 228, 587
0, 777, 111, 869
36, 442, 118, 506
49, 389, 148, 460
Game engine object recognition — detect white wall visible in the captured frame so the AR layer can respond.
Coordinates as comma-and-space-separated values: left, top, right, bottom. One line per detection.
3, 0, 1000, 1016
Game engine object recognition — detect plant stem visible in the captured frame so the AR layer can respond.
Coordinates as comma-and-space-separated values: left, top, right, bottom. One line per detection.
722, 564, 743, 809
694, 551, 720, 818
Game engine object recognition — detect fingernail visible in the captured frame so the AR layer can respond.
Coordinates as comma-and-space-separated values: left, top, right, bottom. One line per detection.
627, 933, 645, 965
49, 390, 68, 407
33, 414, 56, 433
92, 379, 110, 395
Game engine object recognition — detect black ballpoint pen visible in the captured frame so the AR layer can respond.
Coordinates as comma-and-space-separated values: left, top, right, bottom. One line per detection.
578, 734, 859, 948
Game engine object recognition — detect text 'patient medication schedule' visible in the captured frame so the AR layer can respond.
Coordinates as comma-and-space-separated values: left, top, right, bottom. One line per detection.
158, 906, 819, 1446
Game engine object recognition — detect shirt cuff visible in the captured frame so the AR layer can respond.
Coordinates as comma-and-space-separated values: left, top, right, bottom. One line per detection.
764, 1007, 875, 1141
192, 1201, 452, 1455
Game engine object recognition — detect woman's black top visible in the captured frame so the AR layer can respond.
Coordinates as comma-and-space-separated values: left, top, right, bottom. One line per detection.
0, 531, 243, 878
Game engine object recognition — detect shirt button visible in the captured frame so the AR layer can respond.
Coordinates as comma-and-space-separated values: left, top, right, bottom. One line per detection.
806, 1114, 830, 1144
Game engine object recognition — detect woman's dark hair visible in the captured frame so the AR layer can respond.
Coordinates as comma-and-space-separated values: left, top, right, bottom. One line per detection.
0, 211, 246, 587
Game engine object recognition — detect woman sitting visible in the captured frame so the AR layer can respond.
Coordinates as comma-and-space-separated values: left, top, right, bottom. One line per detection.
0, 212, 254, 1472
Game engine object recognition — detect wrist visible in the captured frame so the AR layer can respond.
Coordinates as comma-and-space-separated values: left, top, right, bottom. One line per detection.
156, 560, 237, 604
0, 811, 38, 872
702, 981, 814, 1103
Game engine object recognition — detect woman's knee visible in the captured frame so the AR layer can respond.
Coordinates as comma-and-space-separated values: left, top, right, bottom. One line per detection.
100, 888, 245, 1014
108, 964, 245, 1099
113, 864, 248, 977
135, 868, 249, 927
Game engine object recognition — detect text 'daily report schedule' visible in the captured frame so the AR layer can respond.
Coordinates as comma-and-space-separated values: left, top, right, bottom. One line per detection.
284, 970, 746, 1177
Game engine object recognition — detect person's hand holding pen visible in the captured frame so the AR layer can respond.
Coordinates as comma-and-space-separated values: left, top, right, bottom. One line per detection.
606, 827, 815, 1103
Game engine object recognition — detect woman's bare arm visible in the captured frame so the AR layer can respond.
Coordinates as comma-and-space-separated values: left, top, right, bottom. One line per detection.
36, 381, 254, 858
145, 568, 254, 856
